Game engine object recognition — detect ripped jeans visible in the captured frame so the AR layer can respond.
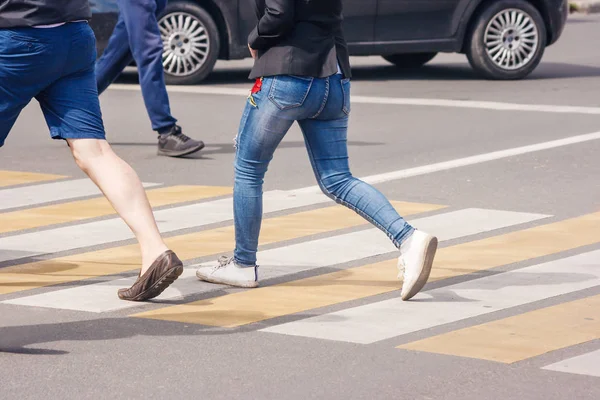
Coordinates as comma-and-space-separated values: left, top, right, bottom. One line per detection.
233, 73, 415, 267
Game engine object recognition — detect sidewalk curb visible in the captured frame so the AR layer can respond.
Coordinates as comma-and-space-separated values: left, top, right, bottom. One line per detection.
570, 1, 600, 14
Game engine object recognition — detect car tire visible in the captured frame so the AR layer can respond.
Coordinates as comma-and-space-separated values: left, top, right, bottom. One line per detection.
159, 1, 220, 85
466, 0, 547, 80
382, 52, 438, 69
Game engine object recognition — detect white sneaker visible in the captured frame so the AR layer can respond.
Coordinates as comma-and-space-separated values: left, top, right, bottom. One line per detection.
398, 230, 438, 301
196, 256, 259, 288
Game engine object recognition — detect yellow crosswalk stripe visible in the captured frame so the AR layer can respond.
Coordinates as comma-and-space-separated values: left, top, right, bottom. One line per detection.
0, 170, 65, 188
0, 185, 232, 234
132, 212, 600, 328
398, 294, 600, 363
0, 201, 442, 295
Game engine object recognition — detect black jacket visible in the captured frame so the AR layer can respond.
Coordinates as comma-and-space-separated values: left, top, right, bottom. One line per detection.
0, 0, 91, 28
248, 0, 351, 79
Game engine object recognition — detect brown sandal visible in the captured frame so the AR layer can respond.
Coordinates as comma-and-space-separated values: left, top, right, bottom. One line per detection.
118, 250, 184, 302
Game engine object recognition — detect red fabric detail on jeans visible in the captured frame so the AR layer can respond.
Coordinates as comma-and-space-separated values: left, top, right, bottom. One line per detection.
251, 78, 263, 94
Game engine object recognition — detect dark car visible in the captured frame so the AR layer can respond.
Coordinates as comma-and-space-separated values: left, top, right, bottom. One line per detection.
90, 0, 568, 84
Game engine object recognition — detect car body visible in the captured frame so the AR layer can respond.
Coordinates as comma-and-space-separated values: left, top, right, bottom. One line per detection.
90, 0, 569, 84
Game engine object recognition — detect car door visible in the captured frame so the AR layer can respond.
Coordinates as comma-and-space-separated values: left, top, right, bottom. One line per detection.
342, 0, 377, 43
90, 0, 120, 56
375, 0, 463, 41
238, 0, 377, 45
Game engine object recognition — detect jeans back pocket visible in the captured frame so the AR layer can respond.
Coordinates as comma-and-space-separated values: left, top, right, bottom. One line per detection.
341, 78, 351, 115
268, 75, 314, 110
0, 30, 46, 56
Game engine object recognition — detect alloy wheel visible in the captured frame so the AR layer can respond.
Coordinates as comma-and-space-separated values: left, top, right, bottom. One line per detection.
484, 8, 539, 70
159, 12, 210, 77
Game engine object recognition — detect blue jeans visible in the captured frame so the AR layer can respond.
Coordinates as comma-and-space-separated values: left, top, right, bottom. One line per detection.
0, 23, 106, 148
95, 0, 177, 132
233, 74, 415, 267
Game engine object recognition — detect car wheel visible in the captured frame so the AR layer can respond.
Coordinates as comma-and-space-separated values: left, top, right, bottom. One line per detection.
466, 0, 546, 80
159, 1, 220, 85
382, 53, 438, 69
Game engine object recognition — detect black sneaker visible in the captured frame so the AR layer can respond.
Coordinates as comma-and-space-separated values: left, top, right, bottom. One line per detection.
157, 125, 205, 157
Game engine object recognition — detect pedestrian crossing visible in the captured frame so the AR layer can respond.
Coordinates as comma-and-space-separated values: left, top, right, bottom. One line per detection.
1, 170, 599, 379
2, 201, 444, 311
260, 214, 600, 342
0, 198, 440, 294
134, 208, 548, 326
261, 250, 600, 344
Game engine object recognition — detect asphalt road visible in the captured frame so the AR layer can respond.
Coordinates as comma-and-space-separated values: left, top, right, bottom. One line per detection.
1, 14, 599, 400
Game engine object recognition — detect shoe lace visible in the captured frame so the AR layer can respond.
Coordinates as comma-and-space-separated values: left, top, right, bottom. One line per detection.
398, 256, 407, 279
173, 133, 191, 143
212, 256, 233, 271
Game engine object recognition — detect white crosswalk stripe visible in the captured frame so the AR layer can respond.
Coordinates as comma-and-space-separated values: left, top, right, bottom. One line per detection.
0, 179, 158, 211
543, 349, 600, 378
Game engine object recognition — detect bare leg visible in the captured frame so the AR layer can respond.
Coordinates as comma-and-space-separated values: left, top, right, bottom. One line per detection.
67, 138, 168, 274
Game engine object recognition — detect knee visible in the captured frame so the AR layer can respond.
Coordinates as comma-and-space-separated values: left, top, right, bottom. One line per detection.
319, 171, 355, 197
68, 139, 112, 172
234, 158, 268, 187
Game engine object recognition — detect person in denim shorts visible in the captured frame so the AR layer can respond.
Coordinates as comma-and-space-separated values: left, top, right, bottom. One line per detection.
0, 3, 184, 301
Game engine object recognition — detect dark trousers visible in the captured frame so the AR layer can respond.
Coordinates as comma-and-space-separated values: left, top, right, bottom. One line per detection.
96, 0, 177, 132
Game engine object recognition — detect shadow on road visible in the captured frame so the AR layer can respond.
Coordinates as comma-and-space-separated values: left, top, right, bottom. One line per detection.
530, 62, 600, 80
109, 140, 384, 155
0, 317, 204, 356
0, 312, 284, 355
567, 17, 599, 24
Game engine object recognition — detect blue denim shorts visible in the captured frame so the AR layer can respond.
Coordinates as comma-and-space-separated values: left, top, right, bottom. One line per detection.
0, 22, 106, 148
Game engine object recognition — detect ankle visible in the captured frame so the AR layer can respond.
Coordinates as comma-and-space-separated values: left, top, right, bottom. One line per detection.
233, 258, 257, 268
141, 244, 170, 274
157, 124, 180, 136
